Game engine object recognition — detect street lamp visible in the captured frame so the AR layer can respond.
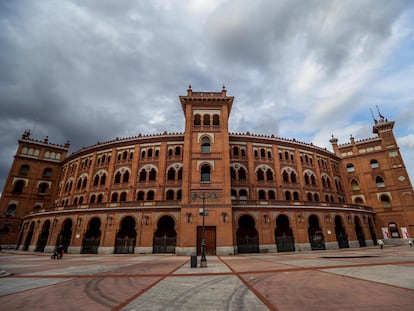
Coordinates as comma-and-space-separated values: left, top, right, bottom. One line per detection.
191, 192, 217, 267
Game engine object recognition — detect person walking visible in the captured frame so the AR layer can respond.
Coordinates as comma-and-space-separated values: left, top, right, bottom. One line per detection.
409, 240, 413, 247
377, 239, 384, 249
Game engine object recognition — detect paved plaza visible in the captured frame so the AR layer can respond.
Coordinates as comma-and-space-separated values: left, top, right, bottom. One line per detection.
0, 245, 413, 310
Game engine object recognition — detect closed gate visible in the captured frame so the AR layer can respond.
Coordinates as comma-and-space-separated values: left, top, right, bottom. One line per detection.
81, 237, 100, 254
153, 234, 176, 253
276, 235, 295, 252
115, 237, 136, 254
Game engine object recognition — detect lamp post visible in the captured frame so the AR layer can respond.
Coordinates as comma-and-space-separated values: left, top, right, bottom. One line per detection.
191, 192, 217, 267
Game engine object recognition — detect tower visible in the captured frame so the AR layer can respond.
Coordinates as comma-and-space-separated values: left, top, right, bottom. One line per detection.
178, 85, 235, 255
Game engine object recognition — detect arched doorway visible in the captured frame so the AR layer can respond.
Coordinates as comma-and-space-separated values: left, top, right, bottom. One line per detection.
82, 217, 101, 254
35, 220, 50, 252
57, 219, 73, 252
275, 214, 295, 252
308, 215, 325, 250
115, 216, 137, 254
153, 215, 177, 253
354, 216, 366, 247
23, 222, 35, 251
368, 218, 377, 245
237, 214, 259, 253
334, 216, 349, 248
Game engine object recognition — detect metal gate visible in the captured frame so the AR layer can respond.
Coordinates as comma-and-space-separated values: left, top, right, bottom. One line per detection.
81, 237, 100, 254
153, 234, 176, 253
276, 235, 295, 252
115, 237, 136, 254
237, 235, 259, 253
35, 235, 48, 252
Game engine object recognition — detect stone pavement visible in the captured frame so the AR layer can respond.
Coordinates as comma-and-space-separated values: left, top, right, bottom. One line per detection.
0, 245, 413, 310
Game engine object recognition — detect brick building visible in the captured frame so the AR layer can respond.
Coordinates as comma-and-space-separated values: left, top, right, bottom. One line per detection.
0, 87, 413, 255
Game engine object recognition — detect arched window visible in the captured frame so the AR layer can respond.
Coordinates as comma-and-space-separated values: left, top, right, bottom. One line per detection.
141, 150, 146, 159
90, 195, 96, 203
380, 194, 391, 208
305, 174, 310, 185
123, 151, 128, 160
307, 192, 313, 201
97, 194, 103, 203
194, 114, 201, 126
268, 190, 276, 200
314, 193, 319, 201
239, 167, 247, 180
114, 172, 121, 184
93, 175, 99, 186
213, 114, 220, 125
283, 171, 289, 183
43, 168, 52, 177
147, 190, 155, 201
79, 196, 84, 204
137, 191, 145, 201
13, 180, 25, 193
111, 193, 118, 202
19, 165, 29, 175
258, 190, 266, 200
149, 168, 157, 181
354, 197, 364, 204
5, 204, 17, 216
177, 190, 182, 200
155, 149, 159, 157
239, 189, 248, 200
82, 177, 87, 188
201, 137, 211, 153
260, 149, 266, 158
73, 197, 78, 205
293, 191, 300, 201
122, 171, 130, 183
290, 172, 297, 183
231, 167, 236, 180
256, 168, 264, 181
346, 163, 355, 172
166, 190, 174, 200
376, 176, 385, 188
233, 147, 239, 156
266, 169, 273, 181
167, 167, 176, 181
201, 164, 211, 182
139, 170, 147, 182
38, 182, 49, 194
148, 149, 153, 158
285, 191, 291, 200
370, 159, 379, 168
241, 149, 246, 157
76, 178, 82, 189
100, 174, 106, 185
351, 180, 360, 191
168, 149, 173, 156
203, 114, 210, 126
175, 147, 181, 156
120, 192, 127, 201
231, 189, 237, 200
178, 167, 183, 180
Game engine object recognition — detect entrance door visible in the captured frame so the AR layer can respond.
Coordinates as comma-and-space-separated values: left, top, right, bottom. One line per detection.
197, 226, 216, 255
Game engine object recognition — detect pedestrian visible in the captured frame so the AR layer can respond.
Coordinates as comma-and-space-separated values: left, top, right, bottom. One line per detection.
57, 245, 64, 259
377, 239, 384, 249
409, 240, 413, 247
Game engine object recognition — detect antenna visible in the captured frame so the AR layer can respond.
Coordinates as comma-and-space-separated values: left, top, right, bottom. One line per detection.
376, 105, 385, 120
369, 108, 377, 124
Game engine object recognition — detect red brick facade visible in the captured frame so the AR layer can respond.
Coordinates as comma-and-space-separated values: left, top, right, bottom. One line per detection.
0, 87, 413, 254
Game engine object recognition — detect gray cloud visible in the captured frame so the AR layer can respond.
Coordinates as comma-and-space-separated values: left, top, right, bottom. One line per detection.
0, 0, 413, 192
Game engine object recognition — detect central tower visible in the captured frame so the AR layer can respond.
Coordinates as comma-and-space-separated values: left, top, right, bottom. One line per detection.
178, 86, 235, 256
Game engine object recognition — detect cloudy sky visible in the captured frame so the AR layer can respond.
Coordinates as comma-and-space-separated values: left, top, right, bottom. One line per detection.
1, 0, 414, 192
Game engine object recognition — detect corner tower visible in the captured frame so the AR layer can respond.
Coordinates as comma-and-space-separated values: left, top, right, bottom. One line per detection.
179, 86, 235, 255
